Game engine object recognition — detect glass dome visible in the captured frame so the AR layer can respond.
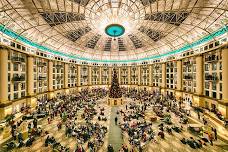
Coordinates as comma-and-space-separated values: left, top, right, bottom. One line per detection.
0, 0, 227, 63
105, 24, 125, 37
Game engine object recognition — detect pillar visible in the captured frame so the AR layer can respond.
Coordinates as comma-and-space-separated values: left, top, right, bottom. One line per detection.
194, 55, 204, 107
196, 55, 203, 95
138, 66, 141, 86
48, 60, 53, 99
77, 65, 81, 87
161, 63, 166, 88
88, 66, 92, 85
99, 66, 102, 85
176, 60, 182, 91
222, 48, 228, 118
176, 60, 183, 99
27, 56, 34, 96
222, 48, 228, 101
108, 67, 112, 85
64, 63, 69, 89
118, 67, 121, 85
149, 65, 153, 86
128, 66, 131, 86
0, 48, 9, 104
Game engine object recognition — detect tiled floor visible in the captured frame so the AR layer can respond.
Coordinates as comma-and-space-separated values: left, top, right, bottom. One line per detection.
1, 97, 228, 152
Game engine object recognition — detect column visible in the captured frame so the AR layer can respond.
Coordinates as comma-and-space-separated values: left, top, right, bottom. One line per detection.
88, 66, 92, 85
176, 60, 182, 91
138, 66, 141, 86
0, 48, 9, 104
64, 63, 69, 89
48, 60, 53, 92
108, 67, 112, 85
194, 55, 204, 107
222, 48, 228, 101
99, 66, 102, 85
128, 66, 131, 85
27, 56, 34, 96
161, 63, 166, 88
195, 55, 203, 95
148, 65, 153, 86
77, 65, 81, 87
118, 67, 121, 84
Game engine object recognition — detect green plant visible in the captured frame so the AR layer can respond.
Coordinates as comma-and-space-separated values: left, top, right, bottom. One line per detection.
4, 114, 15, 125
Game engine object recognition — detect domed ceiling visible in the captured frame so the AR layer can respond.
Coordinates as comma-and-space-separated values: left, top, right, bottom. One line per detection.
0, 0, 227, 62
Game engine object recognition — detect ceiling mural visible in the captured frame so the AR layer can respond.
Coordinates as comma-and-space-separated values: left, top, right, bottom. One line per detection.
0, 0, 227, 61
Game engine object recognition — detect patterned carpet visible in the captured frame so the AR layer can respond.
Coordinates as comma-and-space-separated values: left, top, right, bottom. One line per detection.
0, 98, 228, 152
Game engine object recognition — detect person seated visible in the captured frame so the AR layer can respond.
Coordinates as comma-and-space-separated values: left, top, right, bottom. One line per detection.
180, 138, 187, 144
158, 131, 165, 139
25, 136, 34, 147
166, 126, 172, 134
108, 144, 114, 152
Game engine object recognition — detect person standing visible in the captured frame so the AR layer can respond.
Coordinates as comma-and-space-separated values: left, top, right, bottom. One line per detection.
213, 128, 217, 140
115, 116, 118, 125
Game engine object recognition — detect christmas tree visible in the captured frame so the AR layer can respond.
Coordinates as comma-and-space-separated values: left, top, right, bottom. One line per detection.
109, 69, 122, 98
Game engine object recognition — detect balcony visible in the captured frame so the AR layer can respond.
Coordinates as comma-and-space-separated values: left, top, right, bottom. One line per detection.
183, 61, 192, 66
70, 75, 76, 79
12, 75, 25, 81
56, 76, 63, 80
55, 64, 63, 68
37, 62, 47, 67
205, 55, 219, 63
38, 76, 46, 80
11, 56, 25, 63
154, 66, 160, 70
166, 63, 174, 68
184, 75, 192, 80
205, 75, 218, 81
71, 65, 76, 69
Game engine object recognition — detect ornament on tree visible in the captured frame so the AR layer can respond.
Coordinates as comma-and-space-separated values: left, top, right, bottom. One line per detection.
109, 69, 122, 98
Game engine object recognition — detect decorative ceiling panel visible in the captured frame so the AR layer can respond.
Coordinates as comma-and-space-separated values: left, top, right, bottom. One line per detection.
0, 0, 226, 62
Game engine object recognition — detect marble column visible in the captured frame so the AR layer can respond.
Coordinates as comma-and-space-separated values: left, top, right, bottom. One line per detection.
48, 60, 53, 92
128, 66, 131, 86
0, 48, 9, 104
99, 66, 102, 85
108, 67, 112, 85
222, 48, 228, 101
196, 55, 203, 95
176, 60, 182, 91
27, 56, 34, 96
138, 66, 141, 86
148, 65, 153, 86
64, 63, 69, 89
77, 65, 81, 87
161, 63, 166, 88
88, 66, 92, 85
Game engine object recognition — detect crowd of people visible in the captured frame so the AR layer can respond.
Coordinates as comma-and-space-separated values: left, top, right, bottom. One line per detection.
4, 87, 109, 152
1, 87, 224, 152
116, 88, 220, 151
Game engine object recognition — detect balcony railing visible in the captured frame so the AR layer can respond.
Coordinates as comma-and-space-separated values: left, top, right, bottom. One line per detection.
37, 62, 47, 67
38, 76, 46, 80
183, 61, 192, 66
12, 75, 25, 81
184, 75, 192, 80
11, 56, 25, 63
55, 64, 63, 68
205, 75, 218, 81
70, 75, 76, 79
205, 55, 219, 62
56, 76, 63, 80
